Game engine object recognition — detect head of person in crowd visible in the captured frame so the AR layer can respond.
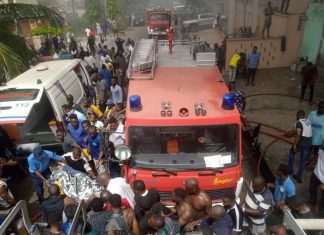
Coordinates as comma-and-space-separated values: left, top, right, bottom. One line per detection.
90, 197, 105, 212
82, 98, 92, 109
185, 177, 200, 195
210, 205, 226, 222
100, 189, 111, 204
132, 179, 146, 195
148, 214, 165, 231
252, 176, 266, 193
46, 212, 63, 233
109, 193, 122, 211
172, 187, 187, 204
72, 146, 82, 160
88, 112, 98, 123
62, 104, 73, 115
81, 120, 90, 132
69, 114, 79, 128
56, 128, 66, 143
33, 146, 45, 161
296, 110, 305, 121
108, 116, 119, 131
111, 77, 118, 87
111, 47, 116, 55
88, 125, 98, 138
317, 101, 324, 116
276, 164, 291, 182
252, 46, 258, 53
49, 184, 60, 197
85, 51, 90, 58
66, 94, 75, 107
265, 212, 285, 235
97, 74, 103, 82
287, 196, 309, 214
221, 190, 236, 210
97, 171, 110, 187
106, 98, 114, 109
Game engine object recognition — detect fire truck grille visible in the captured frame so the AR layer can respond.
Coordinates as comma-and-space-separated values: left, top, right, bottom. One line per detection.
154, 27, 166, 31
159, 188, 235, 202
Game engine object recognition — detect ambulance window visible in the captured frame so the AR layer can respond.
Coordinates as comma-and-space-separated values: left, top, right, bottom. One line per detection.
0, 88, 39, 102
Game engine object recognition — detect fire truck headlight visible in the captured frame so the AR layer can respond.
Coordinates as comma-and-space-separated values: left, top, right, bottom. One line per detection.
150, 29, 154, 32
222, 93, 235, 110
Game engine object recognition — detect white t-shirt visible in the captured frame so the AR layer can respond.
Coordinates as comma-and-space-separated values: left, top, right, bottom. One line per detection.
109, 123, 125, 147
85, 28, 90, 37
91, 120, 104, 130
315, 148, 324, 183
107, 177, 135, 208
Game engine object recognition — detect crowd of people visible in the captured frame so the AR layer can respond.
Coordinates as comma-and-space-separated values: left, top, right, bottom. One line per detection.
1, 17, 324, 235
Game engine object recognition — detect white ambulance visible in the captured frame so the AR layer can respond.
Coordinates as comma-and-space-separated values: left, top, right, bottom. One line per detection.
0, 59, 92, 155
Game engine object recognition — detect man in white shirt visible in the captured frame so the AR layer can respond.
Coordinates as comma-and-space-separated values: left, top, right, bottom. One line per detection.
97, 172, 134, 208
107, 116, 125, 147
110, 78, 123, 106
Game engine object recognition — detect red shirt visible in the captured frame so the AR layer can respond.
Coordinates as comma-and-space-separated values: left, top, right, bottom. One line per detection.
167, 30, 175, 41
89, 31, 95, 38
103, 198, 131, 211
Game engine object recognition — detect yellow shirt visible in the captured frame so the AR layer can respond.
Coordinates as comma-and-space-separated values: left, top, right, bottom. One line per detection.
89, 104, 103, 119
229, 53, 241, 68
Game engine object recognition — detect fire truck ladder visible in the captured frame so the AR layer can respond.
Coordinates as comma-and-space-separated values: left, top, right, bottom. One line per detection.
127, 38, 157, 80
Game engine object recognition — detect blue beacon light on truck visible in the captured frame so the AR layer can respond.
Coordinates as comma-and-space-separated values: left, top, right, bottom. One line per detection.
222, 93, 235, 110
129, 95, 142, 112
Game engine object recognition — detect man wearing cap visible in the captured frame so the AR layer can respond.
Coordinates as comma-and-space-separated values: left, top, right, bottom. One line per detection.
27, 146, 62, 203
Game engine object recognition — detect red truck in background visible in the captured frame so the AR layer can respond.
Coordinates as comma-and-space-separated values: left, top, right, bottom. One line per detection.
146, 8, 172, 38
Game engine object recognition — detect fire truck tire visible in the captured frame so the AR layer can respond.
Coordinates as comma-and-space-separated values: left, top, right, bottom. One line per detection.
189, 24, 199, 32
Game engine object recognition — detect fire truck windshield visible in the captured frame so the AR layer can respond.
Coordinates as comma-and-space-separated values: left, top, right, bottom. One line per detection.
128, 124, 239, 170
150, 13, 170, 22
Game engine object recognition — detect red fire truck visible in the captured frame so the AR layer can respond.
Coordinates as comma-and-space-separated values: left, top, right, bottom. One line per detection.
118, 39, 243, 205
146, 8, 172, 38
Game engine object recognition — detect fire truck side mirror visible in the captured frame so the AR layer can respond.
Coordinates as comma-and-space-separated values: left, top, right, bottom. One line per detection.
115, 145, 132, 161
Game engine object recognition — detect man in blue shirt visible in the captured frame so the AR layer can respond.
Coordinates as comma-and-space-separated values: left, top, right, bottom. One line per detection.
100, 64, 112, 88
201, 205, 233, 235
88, 125, 105, 173
67, 114, 87, 149
62, 104, 86, 126
308, 101, 324, 155
270, 164, 296, 207
27, 146, 62, 202
246, 46, 260, 86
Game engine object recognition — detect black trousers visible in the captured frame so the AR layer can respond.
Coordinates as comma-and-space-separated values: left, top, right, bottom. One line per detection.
309, 172, 324, 210
301, 84, 314, 101
247, 68, 257, 82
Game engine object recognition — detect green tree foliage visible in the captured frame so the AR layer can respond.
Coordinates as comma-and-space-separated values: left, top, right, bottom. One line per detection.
106, 0, 126, 20
85, 0, 105, 23
0, 2, 64, 79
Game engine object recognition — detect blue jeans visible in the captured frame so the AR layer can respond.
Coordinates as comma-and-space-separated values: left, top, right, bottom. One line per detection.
30, 168, 51, 203
288, 146, 311, 179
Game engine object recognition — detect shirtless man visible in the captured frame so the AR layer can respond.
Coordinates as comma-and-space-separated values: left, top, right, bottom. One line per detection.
185, 178, 212, 221
172, 187, 200, 231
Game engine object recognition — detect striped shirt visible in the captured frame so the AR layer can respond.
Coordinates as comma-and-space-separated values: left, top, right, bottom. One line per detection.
154, 217, 179, 235
227, 203, 243, 233
244, 185, 273, 225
